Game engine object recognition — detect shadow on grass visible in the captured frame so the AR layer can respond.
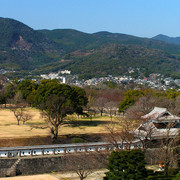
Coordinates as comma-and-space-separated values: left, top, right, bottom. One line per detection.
26, 122, 45, 126
0, 133, 107, 147
67, 120, 117, 127
2, 123, 17, 126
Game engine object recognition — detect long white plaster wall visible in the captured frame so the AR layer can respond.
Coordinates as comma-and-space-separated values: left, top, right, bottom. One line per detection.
32, 149, 43, 156
0, 151, 8, 158
20, 150, 31, 157
55, 148, 65, 154
44, 149, 54, 155
87, 146, 96, 152
66, 147, 75, 153
77, 147, 86, 152
9, 151, 19, 157
0, 141, 143, 158
97, 146, 106, 151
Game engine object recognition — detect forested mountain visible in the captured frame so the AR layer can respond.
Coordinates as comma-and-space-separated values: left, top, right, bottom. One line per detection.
0, 17, 54, 50
34, 44, 179, 79
0, 17, 180, 78
39, 29, 180, 55
152, 34, 180, 45
0, 17, 63, 70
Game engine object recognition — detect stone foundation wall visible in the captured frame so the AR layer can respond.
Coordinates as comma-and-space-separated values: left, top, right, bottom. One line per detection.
0, 149, 178, 177
0, 154, 107, 177
0, 167, 16, 177
0, 157, 66, 176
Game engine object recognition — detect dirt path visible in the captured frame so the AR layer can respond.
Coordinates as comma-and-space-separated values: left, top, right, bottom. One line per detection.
0, 169, 107, 180
0, 174, 58, 180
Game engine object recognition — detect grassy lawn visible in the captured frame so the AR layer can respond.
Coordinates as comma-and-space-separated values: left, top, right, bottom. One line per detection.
0, 108, 49, 138
0, 108, 121, 139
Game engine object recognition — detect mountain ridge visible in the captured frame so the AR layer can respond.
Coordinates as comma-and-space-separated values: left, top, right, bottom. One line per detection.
0, 17, 179, 78
152, 34, 180, 45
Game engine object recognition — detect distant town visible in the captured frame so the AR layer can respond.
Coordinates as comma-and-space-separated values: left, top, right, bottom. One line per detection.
1, 68, 179, 91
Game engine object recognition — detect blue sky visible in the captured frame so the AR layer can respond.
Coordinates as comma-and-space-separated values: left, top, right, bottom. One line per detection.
1, 0, 180, 37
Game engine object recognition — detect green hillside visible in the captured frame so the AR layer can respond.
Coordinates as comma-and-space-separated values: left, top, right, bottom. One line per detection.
0, 17, 180, 78
40, 29, 180, 56
0, 17, 63, 70
39, 29, 98, 52
32, 44, 180, 78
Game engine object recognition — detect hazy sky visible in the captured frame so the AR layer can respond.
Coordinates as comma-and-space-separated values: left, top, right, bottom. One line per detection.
1, 0, 180, 38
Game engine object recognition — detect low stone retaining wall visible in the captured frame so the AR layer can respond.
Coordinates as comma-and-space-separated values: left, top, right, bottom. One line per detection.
0, 157, 65, 177
0, 153, 107, 177
0, 159, 20, 177
0, 149, 178, 177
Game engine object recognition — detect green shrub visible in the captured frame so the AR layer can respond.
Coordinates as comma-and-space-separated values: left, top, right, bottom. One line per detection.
147, 175, 155, 180
147, 174, 176, 180
168, 168, 179, 176
173, 170, 180, 180
72, 137, 86, 143
147, 170, 154, 176
105, 149, 147, 180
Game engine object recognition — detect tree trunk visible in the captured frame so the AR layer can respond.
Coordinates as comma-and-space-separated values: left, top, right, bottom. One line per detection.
100, 110, 103, 116
110, 112, 112, 122
164, 162, 169, 175
51, 126, 58, 143
79, 174, 85, 180
90, 115, 92, 122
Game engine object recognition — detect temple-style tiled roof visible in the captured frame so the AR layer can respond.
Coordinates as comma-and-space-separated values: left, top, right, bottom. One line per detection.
141, 107, 180, 122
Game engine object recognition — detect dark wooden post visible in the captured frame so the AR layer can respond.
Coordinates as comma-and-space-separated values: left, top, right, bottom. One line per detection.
74, 147, 77, 153
8, 152, 10, 158
31, 150, 33, 156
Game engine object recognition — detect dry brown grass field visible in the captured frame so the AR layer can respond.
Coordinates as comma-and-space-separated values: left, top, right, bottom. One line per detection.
0, 108, 121, 147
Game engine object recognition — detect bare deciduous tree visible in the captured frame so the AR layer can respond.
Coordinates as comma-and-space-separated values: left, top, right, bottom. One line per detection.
94, 97, 108, 116
64, 153, 104, 180
9, 91, 27, 125
158, 123, 180, 175
125, 96, 176, 120
133, 120, 156, 149
106, 117, 139, 151
86, 95, 96, 121
174, 95, 180, 115
105, 101, 119, 121
10, 107, 24, 125
21, 111, 34, 124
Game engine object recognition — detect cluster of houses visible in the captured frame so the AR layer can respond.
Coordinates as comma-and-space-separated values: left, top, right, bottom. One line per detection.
40, 70, 71, 83
39, 71, 180, 90
0, 68, 180, 91
37, 73, 180, 91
